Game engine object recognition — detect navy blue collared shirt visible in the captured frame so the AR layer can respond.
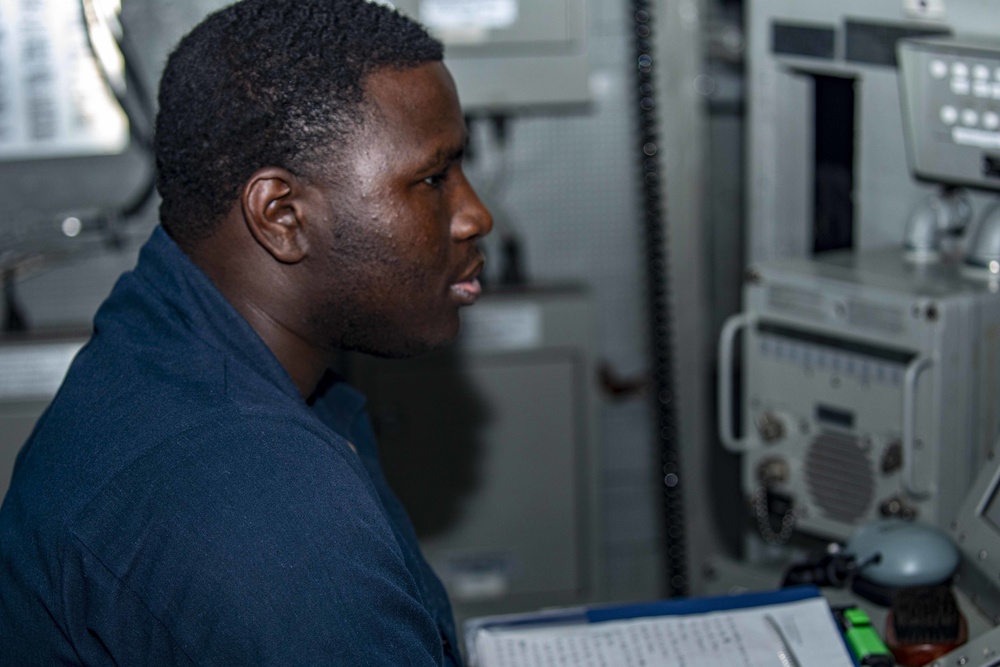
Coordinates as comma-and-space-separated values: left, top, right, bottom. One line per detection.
0, 227, 460, 665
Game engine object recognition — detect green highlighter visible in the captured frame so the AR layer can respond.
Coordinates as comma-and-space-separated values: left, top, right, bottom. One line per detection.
840, 607, 894, 667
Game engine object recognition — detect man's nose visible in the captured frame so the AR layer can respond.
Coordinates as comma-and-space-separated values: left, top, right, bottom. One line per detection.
451, 176, 494, 241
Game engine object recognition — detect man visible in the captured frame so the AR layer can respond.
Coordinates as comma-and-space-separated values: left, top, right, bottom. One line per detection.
0, 0, 491, 664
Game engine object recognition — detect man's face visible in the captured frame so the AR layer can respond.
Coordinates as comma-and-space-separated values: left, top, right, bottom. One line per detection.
303, 62, 493, 358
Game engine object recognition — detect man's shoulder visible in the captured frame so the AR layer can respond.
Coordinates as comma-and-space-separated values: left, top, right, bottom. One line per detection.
69, 410, 378, 549
0, 412, 437, 665
65, 413, 428, 657
27, 401, 363, 527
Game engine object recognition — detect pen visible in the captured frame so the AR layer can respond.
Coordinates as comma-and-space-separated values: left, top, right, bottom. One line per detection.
764, 614, 802, 667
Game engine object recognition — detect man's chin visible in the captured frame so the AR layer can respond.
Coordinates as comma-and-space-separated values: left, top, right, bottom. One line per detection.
349, 326, 460, 360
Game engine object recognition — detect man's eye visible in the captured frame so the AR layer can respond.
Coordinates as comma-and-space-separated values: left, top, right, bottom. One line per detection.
423, 172, 447, 188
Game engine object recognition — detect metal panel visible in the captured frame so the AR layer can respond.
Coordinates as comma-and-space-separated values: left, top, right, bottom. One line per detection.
371, 354, 582, 600
390, 0, 589, 112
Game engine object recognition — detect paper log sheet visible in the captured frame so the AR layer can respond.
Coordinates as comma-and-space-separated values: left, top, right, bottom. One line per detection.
472, 597, 855, 667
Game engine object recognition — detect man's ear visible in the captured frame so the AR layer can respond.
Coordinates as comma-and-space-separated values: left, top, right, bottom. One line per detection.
241, 167, 310, 264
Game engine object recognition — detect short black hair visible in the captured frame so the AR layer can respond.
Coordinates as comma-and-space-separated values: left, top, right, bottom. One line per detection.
154, 0, 443, 246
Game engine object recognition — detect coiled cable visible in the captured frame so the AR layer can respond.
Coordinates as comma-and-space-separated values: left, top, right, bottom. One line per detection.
632, 1, 687, 597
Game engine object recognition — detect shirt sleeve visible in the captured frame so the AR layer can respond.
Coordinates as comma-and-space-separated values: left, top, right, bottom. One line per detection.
61, 416, 446, 666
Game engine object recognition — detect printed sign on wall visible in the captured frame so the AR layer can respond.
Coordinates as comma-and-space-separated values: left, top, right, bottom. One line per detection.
0, 0, 127, 160
419, 0, 519, 31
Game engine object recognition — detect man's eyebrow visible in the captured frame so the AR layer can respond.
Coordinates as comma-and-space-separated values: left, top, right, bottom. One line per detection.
417, 141, 466, 173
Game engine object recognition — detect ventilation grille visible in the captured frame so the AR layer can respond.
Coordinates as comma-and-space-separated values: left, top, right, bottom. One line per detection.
804, 432, 875, 524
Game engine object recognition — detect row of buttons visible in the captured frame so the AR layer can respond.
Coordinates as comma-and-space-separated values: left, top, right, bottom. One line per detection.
758, 337, 904, 387
950, 79, 1000, 98
929, 59, 1000, 98
929, 59, 1000, 81
940, 105, 1000, 130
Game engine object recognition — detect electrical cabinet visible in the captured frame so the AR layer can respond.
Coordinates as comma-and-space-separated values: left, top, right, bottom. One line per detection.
349, 286, 604, 624
719, 250, 1000, 545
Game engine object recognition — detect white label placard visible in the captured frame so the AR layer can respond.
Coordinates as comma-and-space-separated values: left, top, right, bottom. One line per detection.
953, 127, 1000, 150
459, 302, 542, 352
0, 0, 128, 159
419, 0, 518, 31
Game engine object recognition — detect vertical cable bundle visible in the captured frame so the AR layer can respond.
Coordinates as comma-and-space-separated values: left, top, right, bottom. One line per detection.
631, 1, 687, 597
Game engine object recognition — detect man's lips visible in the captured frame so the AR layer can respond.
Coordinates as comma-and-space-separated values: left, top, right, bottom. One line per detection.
450, 260, 484, 305
450, 278, 482, 304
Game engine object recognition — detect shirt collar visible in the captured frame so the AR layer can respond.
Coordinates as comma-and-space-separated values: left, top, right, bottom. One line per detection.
129, 225, 304, 403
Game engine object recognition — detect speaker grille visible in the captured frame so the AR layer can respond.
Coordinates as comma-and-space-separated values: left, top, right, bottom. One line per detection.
804, 431, 875, 524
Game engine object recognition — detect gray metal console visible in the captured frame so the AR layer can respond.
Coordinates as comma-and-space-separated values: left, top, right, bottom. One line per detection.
899, 36, 1000, 191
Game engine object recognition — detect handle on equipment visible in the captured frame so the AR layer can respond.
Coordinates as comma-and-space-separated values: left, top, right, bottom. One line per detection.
718, 313, 755, 452
902, 356, 934, 499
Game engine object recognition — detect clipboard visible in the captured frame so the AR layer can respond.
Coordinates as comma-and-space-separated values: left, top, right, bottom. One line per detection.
462, 585, 859, 667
